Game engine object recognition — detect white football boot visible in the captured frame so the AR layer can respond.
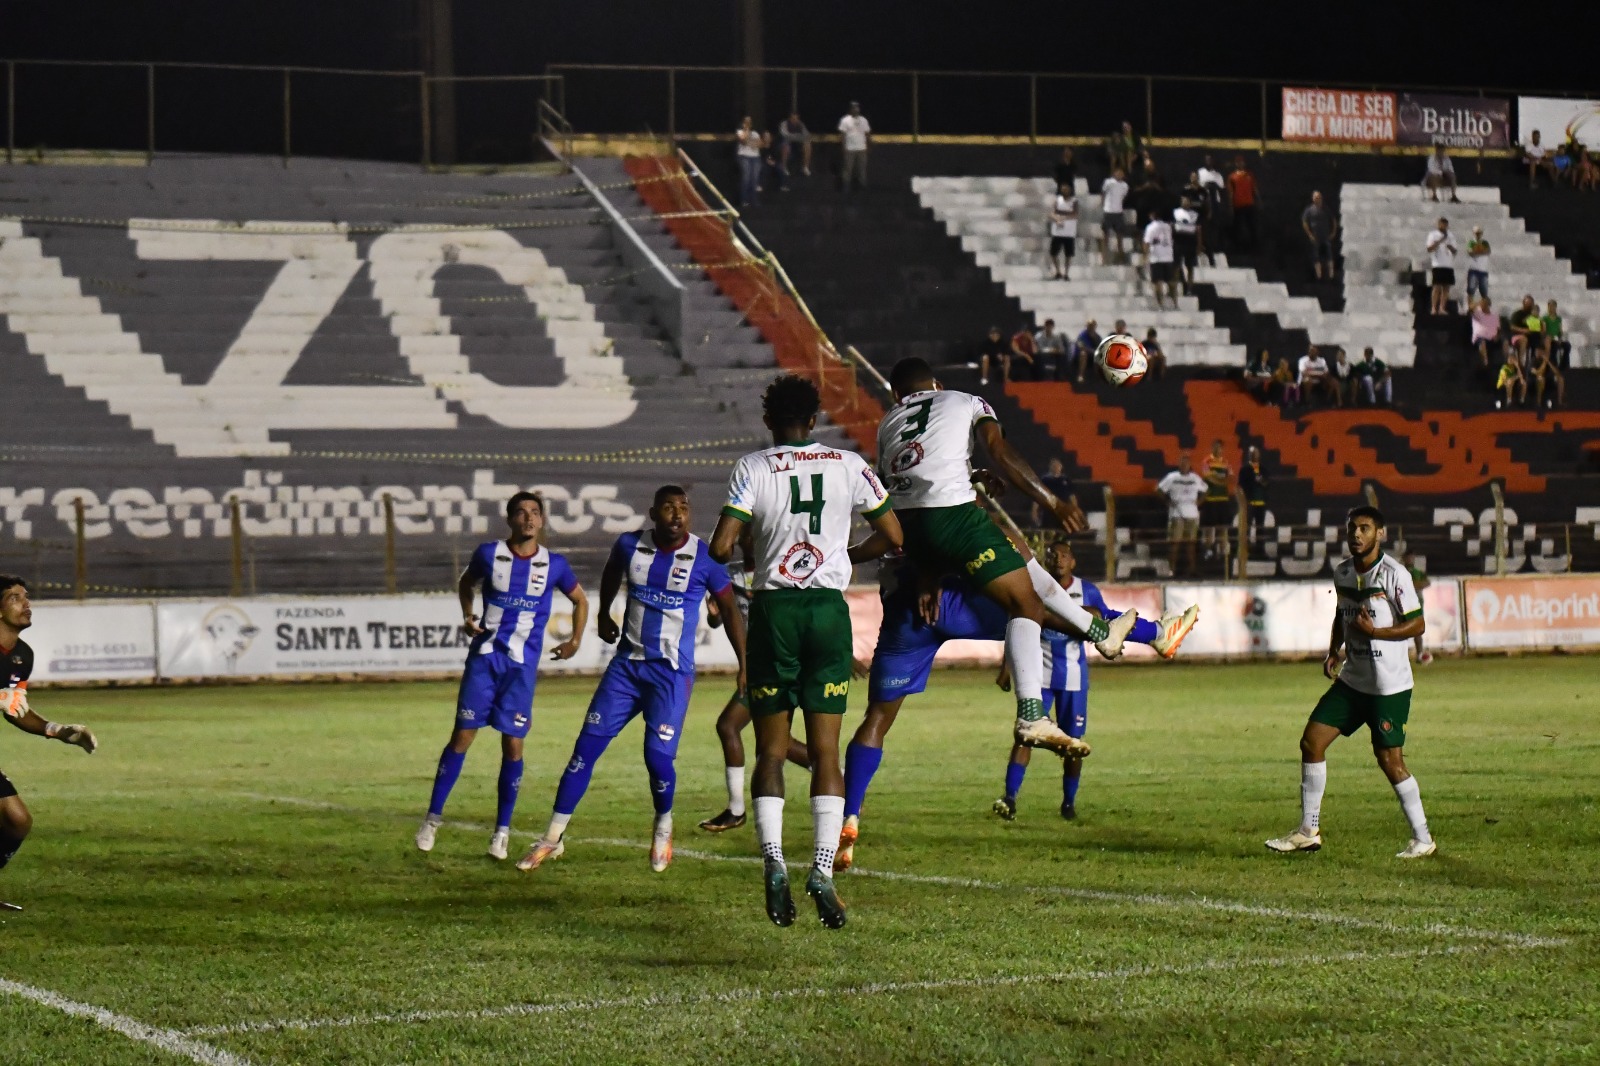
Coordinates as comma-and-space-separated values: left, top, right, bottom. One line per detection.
1150, 604, 1201, 659
1396, 838, 1437, 859
650, 824, 674, 873
415, 817, 441, 853
516, 837, 565, 871
1014, 716, 1092, 757
1093, 609, 1139, 660
487, 829, 510, 861
1265, 828, 1323, 853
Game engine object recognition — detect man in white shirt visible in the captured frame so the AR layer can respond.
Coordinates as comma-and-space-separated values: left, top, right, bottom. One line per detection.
1048, 184, 1078, 280
1197, 154, 1226, 265
1142, 210, 1176, 310
1297, 345, 1338, 406
1426, 216, 1458, 316
1424, 145, 1459, 204
1523, 129, 1553, 188
1100, 168, 1130, 263
838, 102, 871, 191
1157, 454, 1207, 577
1172, 196, 1201, 292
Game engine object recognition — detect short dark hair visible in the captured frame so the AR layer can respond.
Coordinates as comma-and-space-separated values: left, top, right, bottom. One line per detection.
506, 491, 544, 519
1347, 505, 1386, 528
0, 575, 27, 598
889, 357, 935, 396
653, 484, 689, 507
762, 374, 821, 430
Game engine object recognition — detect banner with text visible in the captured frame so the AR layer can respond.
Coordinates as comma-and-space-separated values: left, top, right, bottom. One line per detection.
1463, 576, 1600, 649
23, 603, 159, 683
1396, 93, 1511, 149
1517, 96, 1600, 151
1282, 89, 1396, 145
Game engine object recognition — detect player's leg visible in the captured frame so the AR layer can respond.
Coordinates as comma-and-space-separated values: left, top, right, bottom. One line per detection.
417, 654, 496, 850
1368, 692, 1433, 857
797, 593, 854, 929
1267, 685, 1353, 852
995, 688, 1046, 820
747, 591, 803, 926
703, 687, 752, 831
1059, 688, 1089, 819
839, 695, 905, 870
483, 666, 535, 860
0, 784, 32, 871
640, 668, 692, 872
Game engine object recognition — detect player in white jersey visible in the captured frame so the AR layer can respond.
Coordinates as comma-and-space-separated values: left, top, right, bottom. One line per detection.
875, 358, 1138, 759
1266, 506, 1436, 859
710, 375, 902, 929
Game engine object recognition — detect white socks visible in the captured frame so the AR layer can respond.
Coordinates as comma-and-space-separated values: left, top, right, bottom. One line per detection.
754, 795, 785, 864
1300, 761, 1327, 833
1027, 557, 1096, 632
1004, 617, 1045, 711
654, 811, 673, 837
726, 765, 746, 817
1393, 776, 1432, 843
812, 795, 845, 878
544, 811, 572, 843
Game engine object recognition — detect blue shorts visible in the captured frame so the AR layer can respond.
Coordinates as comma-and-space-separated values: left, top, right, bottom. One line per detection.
456, 650, 538, 737
869, 584, 1008, 703
582, 657, 694, 757
1042, 686, 1088, 738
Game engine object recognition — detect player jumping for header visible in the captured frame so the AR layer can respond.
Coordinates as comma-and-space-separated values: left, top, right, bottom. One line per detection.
1, 575, 98, 910
519, 485, 745, 873
710, 375, 902, 929
1266, 505, 1436, 859
416, 493, 588, 861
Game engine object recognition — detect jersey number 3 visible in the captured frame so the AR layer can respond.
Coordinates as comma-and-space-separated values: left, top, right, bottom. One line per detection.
897, 399, 933, 442
788, 474, 826, 534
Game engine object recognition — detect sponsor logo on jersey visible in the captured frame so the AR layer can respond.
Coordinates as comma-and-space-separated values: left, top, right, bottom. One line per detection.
513, 713, 529, 728
656, 723, 676, 742
965, 547, 997, 574
565, 755, 586, 774
823, 681, 849, 698
675, 552, 694, 561
487, 590, 549, 612
670, 565, 691, 584
586, 710, 602, 725
753, 685, 780, 698
887, 442, 923, 474
631, 585, 687, 610
767, 451, 795, 473
779, 542, 825, 582
861, 466, 886, 496
885, 676, 911, 687
530, 560, 548, 569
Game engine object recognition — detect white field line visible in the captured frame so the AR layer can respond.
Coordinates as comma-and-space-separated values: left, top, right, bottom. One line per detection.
183, 943, 1542, 1038
0, 978, 252, 1066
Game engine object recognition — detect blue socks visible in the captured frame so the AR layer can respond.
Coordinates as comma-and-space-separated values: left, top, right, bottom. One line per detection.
496, 758, 524, 831
1004, 760, 1027, 799
643, 744, 677, 815
1130, 617, 1161, 645
427, 747, 467, 818
1063, 765, 1082, 807
843, 741, 883, 819
553, 732, 612, 816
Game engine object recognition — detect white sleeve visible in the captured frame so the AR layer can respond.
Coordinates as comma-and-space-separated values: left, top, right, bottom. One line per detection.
1157, 472, 1176, 495
1394, 567, 1423, 621
850, 455, 892, 515
860, 119, 870, 134
724, 455, 759, 520
838, 117, 850, 133
971, 393, 999, 429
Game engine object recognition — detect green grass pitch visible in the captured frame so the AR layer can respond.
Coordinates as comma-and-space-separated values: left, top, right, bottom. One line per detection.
1, 657, 1596, 1064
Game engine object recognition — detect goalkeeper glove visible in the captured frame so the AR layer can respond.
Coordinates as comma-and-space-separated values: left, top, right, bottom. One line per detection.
0, 686, 28, 722
44, 722, 97, 754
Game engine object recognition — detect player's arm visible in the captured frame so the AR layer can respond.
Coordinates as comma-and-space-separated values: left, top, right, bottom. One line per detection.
595, 549, 627, 645
710, 583, 747, 691
705, 593, 724, 629
1323, 610, 1346, 680
712, 456, 755, 564
552, 581, 588, 661
1353, 573, 1426, 643
2, 690, 96, 753
848, 508, 903, 564
975, 419, 1085, 533
709, 513, 745, 564
457, 565, 484, 636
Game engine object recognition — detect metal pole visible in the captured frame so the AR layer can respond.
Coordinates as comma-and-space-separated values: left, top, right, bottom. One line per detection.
145, 64, 156, 163
1102, 486, 1117, 580
1490, 481, 1507, 577
790, 68, 798, 115
282, 68, 292, 167
1565, 523, 1572, 572
1260, 81, 1269, 153
230, 498, 244, 596
1235, 488, 1250, 580
420, 74, 432, 169
667, 68, 676, 145
911, 71, 919, 143
1145, 75, 1154, 138
73, 497, 87, 602
1029, 74, 1037, 145
383, 493, 398, 594
6, 61, 14, 165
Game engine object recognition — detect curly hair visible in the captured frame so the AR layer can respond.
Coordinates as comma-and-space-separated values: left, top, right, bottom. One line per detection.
762, 374, 821, 431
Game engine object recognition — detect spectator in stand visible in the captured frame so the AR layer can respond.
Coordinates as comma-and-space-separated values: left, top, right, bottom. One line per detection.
1239, 446, 1267, 537
1244, 349, 1275, 402
1543, 299, 1572, 370
1197, 155, 1227, 264
838, 102, 870, 191
1272, 356, 1301, 407
1132, 149, 1159, 189
1106, 120, 1138, 175
1298, 345, 1339, 406
777, 112, 812, 179
1034, 318, 1069, 380
1048, 183, 1079, 280
977, 325, 1008, 387
1227, 156, 1259, 252
1143, 328, 1168, 380
1531, 336, 1566, 409
1574, 146, 1599, 192
1424, 144, 1460, 204
1354, 347, 1393, 406
1030, 458, 1078, 526
1009, 323, 1038, 380
1158, 454, 1207, 578
1100, 168, 1131, 264
1053, 147, 1077, 193
1200, 439, 1234, 539
1330, 347, 1355, 406
1522, 130, 1554, 188
1470, 297, 1503, 368
1426, 217, 1458, 316
1073, 319, 1102, 384
1509, 294, 1548, 362
735, 117, 763, 207
1172, 196, 1201, 293
1143, 209, 1177, 310
1465, 225, 1491, 309
1301, 190, 1338, 281
1496, 348, 1527, 408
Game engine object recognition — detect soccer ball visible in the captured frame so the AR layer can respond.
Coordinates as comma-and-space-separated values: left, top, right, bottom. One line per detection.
1094, 334, 1148, 387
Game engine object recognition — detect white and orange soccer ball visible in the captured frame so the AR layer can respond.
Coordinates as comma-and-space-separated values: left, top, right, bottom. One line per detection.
1094, 333, 1148, 387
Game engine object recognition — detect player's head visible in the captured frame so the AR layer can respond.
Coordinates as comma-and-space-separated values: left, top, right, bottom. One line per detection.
1345, 505, 1386, 560
888, 357, 937, 400
504, 492, 545, 543
0, 575, 31, 633
1210, 438, 1224, 456
650, 484, 690, 543
1044, 541, 1075, 581
761, 374, 821, 442
1178, 453, 1192, 472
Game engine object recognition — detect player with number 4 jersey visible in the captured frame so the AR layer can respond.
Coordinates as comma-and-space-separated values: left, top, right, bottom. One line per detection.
710, 375, 902, 930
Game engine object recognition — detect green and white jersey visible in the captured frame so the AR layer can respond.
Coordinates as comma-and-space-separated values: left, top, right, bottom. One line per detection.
1334, 552, 1423, 696
877, 389, 999, 510
723, 441, 892, 592
724, 556, 755, 626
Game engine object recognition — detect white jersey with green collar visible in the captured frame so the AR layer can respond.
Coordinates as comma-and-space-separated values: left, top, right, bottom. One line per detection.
723, 440, 892, 592
876, 389, 999, 509
1334, 551, 1422, 696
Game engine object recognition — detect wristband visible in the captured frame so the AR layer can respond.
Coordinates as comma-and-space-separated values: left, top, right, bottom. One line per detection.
44, 721, 61, 738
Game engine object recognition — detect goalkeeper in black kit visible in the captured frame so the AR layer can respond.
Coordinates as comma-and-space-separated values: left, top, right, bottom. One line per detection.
1, 576, 98, 908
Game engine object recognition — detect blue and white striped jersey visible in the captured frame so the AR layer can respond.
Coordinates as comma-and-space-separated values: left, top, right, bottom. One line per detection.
1043, 576, 1107, 693
464, 540, 579, 665
610, 530, 731, 672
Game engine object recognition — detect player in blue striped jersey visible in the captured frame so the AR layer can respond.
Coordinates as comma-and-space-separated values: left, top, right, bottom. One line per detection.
993, 542, 1106, 822
520, 485, 746, 874
416, 492, 588, 861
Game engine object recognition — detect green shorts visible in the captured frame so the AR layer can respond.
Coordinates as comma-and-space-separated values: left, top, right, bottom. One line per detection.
898, 504, 1026, 588
1309, 680, 1412, 748
747, 587, 854, 716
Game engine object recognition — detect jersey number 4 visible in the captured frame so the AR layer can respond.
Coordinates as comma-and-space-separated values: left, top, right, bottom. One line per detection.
788, 474, 826, 534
